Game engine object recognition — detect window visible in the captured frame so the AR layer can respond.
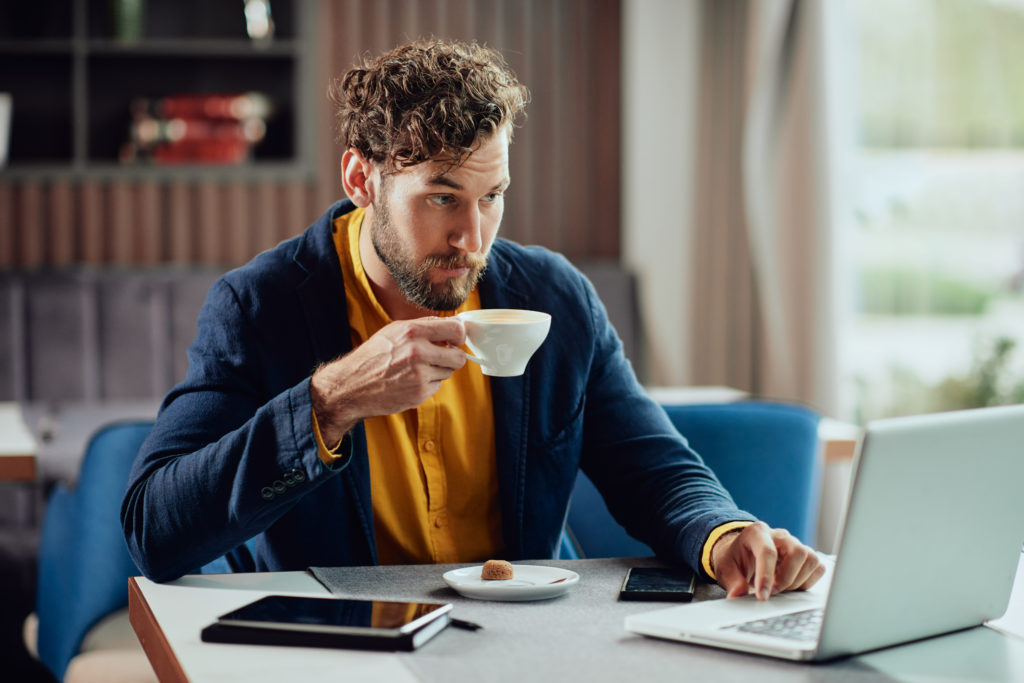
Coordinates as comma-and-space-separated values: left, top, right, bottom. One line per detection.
843, 0, 1024, 423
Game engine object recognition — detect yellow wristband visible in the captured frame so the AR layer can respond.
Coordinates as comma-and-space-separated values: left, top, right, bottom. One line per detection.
702, 521, 754, 581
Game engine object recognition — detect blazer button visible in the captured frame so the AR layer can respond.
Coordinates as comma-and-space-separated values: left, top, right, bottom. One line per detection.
291, 468, 306, 482
282, 472, 295, 486
260, 487, 275, 500
272, 480, 287, 493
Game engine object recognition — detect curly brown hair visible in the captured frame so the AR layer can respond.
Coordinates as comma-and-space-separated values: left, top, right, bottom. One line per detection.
329, 38, 529, 171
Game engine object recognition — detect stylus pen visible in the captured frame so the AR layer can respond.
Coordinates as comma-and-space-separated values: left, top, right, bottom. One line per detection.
451, 617, 484, 631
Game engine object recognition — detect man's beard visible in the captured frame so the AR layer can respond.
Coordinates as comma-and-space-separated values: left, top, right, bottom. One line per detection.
371, 191, 488, 312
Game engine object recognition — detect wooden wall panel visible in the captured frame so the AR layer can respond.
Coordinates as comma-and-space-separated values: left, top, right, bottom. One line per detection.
49, 180, 75, 266
167, 181, 193, 263
109, 183, 134, 265
253, 180, 280, 254
80, 181, 105, 264
0, 178, 323, 268
138, 181, 162, 266
225, 182, 250, 265
284, 183, 311, 245
196, 183, 221, 265
16, 181, 44, 268
0, 0, 620, 269
0, 185, 12, 268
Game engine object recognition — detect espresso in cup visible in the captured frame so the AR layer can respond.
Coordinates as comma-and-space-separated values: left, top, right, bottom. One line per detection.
458, 309, 551, 377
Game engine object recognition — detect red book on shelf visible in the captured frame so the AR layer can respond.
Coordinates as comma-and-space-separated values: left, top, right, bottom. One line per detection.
133, 116, 266, 147
132, 93, 272, 121
151, 139, 251, 165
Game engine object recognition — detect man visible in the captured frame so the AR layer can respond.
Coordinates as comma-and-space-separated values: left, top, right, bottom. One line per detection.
121, 39, 823, 600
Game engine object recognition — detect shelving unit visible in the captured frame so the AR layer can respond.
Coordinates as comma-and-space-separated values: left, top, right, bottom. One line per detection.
0, 0, 317, 179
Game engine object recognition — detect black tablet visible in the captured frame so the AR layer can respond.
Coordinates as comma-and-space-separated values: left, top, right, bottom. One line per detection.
215, 595, 452, 636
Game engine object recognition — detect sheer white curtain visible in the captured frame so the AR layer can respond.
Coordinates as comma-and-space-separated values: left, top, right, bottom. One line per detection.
623, 0, 852, 554
690, 0, 846, 414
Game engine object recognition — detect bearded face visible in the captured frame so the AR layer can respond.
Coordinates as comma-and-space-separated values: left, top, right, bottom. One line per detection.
371, 177, 489, 312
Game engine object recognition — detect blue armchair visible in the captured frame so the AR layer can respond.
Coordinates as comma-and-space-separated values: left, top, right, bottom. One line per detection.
563, 401, 822, 559
35, 421, 154, 681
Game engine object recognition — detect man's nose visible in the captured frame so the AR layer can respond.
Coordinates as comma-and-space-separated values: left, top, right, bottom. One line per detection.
450, 204, 482, 253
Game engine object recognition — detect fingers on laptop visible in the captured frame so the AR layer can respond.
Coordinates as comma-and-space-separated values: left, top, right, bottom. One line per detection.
720, 564, 755, 600
795, 559, 827, 591
753, 527, 779, 600
717, 522, 825, 599
713, 546, 753, 599
768, 528, 825, 594
716, 522, 776, 599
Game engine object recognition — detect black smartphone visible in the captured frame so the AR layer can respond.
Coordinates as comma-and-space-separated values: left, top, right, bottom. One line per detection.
618, 566, 696, 602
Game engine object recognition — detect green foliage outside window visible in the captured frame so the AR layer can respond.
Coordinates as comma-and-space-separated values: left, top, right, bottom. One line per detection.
856, 336, 1024, 422
857, 267, 994, 316
848, 0, 1024, 424
857, 0, 1024, 148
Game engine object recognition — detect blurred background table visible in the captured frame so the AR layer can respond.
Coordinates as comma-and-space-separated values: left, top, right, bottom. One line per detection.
0, 403, 37, 481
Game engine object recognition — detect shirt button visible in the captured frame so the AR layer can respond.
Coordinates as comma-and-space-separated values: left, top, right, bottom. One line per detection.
433, 515, 446, 528
423, 440, 436, 452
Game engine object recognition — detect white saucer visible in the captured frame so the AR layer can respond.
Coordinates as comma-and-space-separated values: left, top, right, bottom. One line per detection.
442, 564, 580, 602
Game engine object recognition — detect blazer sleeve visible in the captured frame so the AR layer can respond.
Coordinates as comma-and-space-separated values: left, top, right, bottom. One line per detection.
574, 271, 757, 576
120, 277, 352, 582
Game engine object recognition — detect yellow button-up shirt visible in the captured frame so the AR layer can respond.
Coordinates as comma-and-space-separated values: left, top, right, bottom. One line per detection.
318, 208, 502, 565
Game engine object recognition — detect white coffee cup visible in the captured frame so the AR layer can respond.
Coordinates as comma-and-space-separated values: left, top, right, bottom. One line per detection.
458, 309, 551, 377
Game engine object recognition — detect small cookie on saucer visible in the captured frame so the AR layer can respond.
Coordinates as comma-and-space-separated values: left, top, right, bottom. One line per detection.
481, 559, 514, 580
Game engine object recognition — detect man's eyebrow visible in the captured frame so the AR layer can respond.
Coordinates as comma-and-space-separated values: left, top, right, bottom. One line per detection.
427, 175, 510, 192
427, 175, 463, 190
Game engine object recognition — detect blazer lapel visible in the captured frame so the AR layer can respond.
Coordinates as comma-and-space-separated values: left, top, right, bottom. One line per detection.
292, 200, 356, 365
478, 245, 532, 558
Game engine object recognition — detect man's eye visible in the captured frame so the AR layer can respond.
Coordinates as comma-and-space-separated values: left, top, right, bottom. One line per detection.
429, 195, 453, 207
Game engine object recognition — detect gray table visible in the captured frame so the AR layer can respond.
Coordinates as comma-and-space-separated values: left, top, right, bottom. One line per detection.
307, 557, 1024, 682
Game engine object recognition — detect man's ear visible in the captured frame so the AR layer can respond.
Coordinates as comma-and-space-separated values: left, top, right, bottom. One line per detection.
341, 148, 376, 208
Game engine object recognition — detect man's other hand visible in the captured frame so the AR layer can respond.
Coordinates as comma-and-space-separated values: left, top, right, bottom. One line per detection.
711, 522, 825, 600
310, 317, 468, 444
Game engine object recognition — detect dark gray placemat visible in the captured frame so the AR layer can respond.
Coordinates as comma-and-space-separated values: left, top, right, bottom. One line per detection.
309, 558, 886, 683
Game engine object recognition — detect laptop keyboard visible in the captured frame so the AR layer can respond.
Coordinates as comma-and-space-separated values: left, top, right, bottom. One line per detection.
726, 608, 824, 642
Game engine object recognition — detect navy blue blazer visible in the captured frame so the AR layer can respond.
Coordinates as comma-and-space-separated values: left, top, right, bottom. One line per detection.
121, 200, 754, 582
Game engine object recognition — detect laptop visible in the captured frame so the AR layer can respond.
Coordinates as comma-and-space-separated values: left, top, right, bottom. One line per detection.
625, 404, 1024, 661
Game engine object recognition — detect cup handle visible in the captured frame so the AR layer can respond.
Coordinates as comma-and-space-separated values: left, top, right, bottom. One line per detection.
454, 314, 479, 363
